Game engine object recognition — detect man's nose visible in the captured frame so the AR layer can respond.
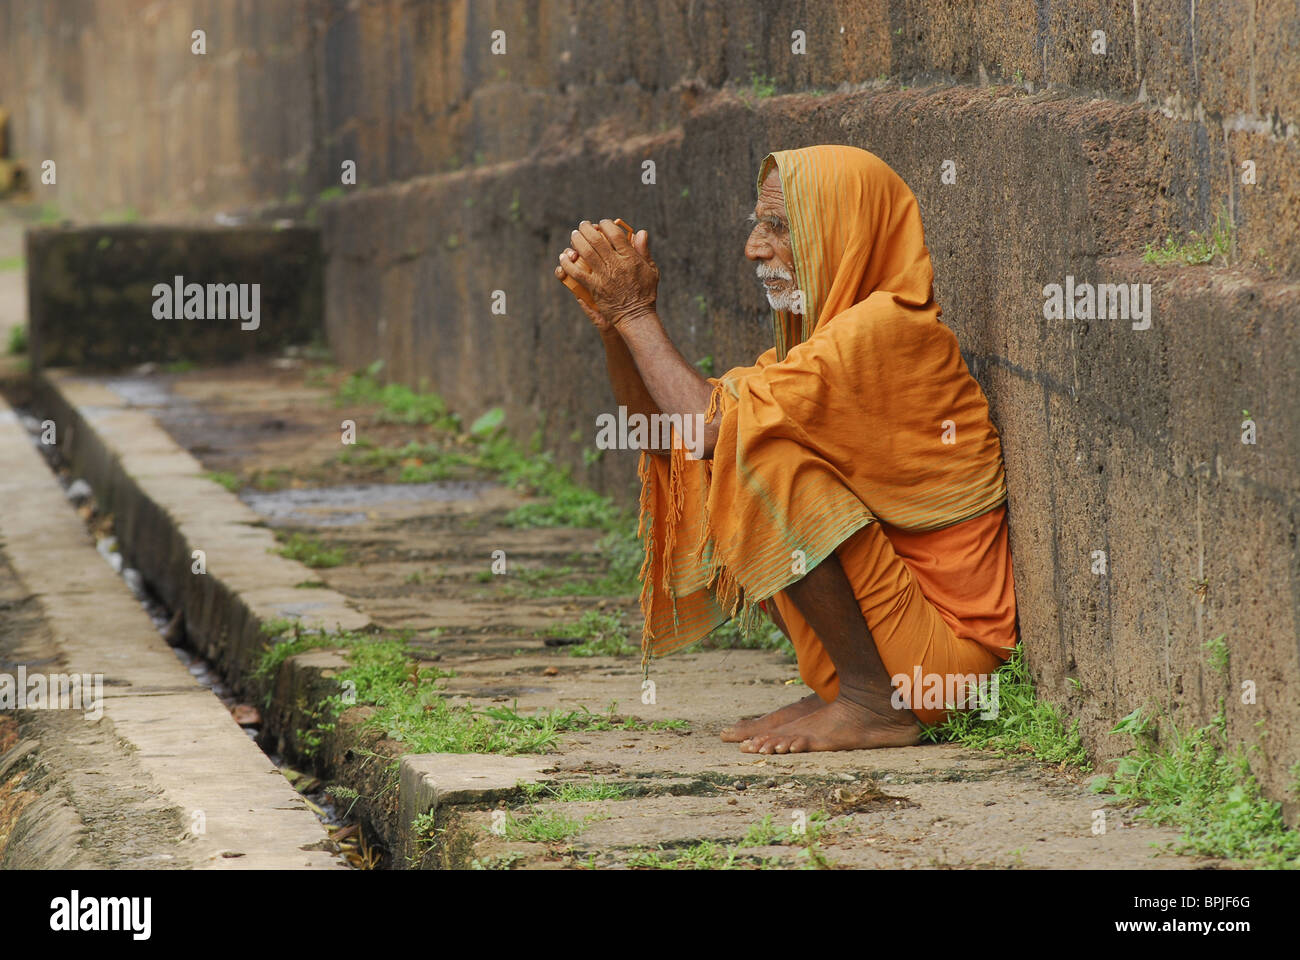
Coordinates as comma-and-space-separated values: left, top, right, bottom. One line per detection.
744, 228, 770, 261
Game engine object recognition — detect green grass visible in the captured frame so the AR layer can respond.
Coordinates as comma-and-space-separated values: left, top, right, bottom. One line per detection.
628, 841, 753, 870
255, 624, 589, 755
333, 364, 632, 533
1143, 206, 1233, 265
204, 471, 241, 493
1090, 703, 1300, 867
739, 813, 782, 847
701, 614, 792, 655
1203, 633, 1230, 676
499, 809, 587, 843
920, 646, 1090, 767
520, 779, 630, 803
546, 609, 637, 658
483, 700, 688, 734
255, 623, 685, 757
749, 73, 777, 98
6, 324, 27, 355
275, 532, 346, 568
1082, 636, 1300, 867
738, 810, 833, 848
337, 360, 460, 429
0, 256, 23, 272
162, 359, 196, 374
252, 469, 291, 492
628, 809, 840, 870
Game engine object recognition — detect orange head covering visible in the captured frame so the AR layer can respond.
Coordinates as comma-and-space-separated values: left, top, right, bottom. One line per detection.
637, 145, 1008, 662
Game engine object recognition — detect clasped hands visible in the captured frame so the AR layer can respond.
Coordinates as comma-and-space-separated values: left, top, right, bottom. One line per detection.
554, 219, 659, 332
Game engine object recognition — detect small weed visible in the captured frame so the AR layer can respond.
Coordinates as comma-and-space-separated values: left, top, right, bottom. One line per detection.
252, 469, 291, 492
337, 360, 460, 429
1143, 206, 1233, 266
276, 532, 346, 568
749, 73, 777, 98
485, 700, 687, 734
547, 610, 635, 657
497, 808, 586, 843
702, 614, 792, 656
1091, 702, 1300, 867
1203, 634, 1230, 676
6, 324, 27, 355
921, 646, 1090, 768
739, 814, 781, 847
628, 840, 778, 870
520, 779, 630, 803
204, 471, 241, 493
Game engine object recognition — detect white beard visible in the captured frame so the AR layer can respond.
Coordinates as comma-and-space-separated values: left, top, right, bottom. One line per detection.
756, 262, 798, 313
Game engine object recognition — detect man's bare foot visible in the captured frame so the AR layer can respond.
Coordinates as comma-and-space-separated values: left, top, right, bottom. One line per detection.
720, 693, 823, 742
739, 696, 921, 753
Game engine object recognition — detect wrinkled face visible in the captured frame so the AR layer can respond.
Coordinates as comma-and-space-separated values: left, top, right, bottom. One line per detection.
745, 167, 798, 312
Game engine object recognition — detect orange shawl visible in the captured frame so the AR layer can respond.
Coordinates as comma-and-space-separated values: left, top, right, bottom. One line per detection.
637, 145, 1008, 662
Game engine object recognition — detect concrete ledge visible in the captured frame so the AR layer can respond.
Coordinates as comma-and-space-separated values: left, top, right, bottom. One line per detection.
397, 754, 551, 869
32, 369, 370, 690
0, 394, 341, 869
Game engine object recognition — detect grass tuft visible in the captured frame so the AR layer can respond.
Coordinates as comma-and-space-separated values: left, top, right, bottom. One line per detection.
1091, 702, 1300, 867
546, 609, 636, 658
920, 646, 1090, 768
1143, 206, 1233, 266
204, 470, 241, 493
276, 532, 346, 568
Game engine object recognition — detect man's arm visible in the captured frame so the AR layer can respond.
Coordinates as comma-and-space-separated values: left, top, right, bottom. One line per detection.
558, 220, 721, 459
613, 307, 720, 459
556, 251, 672, 453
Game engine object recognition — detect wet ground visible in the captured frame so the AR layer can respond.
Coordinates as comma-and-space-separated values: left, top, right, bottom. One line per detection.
57, 356, 1214, 870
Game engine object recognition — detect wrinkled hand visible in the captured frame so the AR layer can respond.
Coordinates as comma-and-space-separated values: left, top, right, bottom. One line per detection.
553, 254, 614, 332
555, 220, 658, 328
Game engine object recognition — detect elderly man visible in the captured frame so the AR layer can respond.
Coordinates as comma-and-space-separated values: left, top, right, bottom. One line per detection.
555, 145, 1017, 754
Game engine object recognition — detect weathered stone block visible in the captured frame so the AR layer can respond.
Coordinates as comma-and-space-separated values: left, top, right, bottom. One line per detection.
26, 226, 322, 369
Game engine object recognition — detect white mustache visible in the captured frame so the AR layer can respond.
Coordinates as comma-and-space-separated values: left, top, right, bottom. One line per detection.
755, 262, 794, 283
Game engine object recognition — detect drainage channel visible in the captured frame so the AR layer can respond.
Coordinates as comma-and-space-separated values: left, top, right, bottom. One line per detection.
5, 400, 376, 869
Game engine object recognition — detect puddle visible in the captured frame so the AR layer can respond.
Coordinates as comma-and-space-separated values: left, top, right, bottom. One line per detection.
240, 481, 493, 526
103, 375, 177, 408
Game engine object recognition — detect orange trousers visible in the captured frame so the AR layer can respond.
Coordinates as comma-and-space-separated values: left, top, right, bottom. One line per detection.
767, 518, 1007, 726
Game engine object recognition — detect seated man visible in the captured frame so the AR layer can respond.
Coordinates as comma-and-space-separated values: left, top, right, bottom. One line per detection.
555, 144, 1017, 754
